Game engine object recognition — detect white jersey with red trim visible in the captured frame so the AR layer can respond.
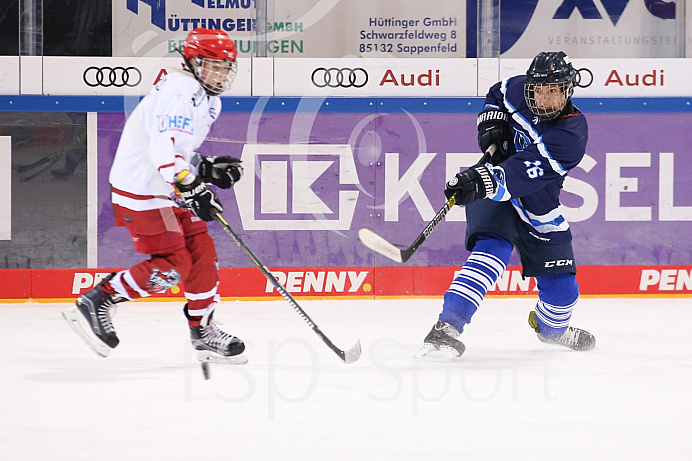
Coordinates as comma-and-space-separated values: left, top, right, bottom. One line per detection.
109, 71, 221, 211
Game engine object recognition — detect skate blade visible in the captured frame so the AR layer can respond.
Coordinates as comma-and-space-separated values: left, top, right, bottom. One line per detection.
197, 350, 248, 365
414, 343, 463, 362
62, 307, 111, 358
536, 333, 596, 352
201, 362, 210, 380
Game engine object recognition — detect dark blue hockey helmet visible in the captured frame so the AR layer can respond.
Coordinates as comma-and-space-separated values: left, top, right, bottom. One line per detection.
524, 51, 577, 120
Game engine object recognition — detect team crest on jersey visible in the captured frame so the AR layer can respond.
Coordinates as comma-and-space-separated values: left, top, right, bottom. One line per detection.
493, 168, 505, 183
148, 268, 181, 292
515, 131, 531, 151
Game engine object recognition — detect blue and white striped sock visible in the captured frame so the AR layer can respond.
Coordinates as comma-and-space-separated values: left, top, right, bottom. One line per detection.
439, 235, 511, 331
533, 273, 579, 339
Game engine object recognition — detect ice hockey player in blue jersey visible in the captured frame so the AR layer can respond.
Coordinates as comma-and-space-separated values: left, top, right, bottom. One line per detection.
416, 51, 596, 360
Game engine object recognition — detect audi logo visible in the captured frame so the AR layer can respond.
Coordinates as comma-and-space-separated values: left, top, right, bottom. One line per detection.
575, 68, 593, 88
311, 67, 368, 88
83, 66, 143, 88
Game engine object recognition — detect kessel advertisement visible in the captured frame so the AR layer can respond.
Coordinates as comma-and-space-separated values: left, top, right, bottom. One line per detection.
41, 57, 252, 96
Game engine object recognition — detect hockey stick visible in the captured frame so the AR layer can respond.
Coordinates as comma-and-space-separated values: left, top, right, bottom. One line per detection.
16, 147, 66, 174
20, 157, 61, 182
358, 145, 496, 264
213, 213, 362, 364
15, 129, 87, 174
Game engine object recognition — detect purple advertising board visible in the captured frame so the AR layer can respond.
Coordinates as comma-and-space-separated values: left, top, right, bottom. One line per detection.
97, 101, 692, 269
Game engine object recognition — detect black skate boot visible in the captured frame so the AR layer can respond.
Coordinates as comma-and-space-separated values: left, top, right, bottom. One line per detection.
186, 305, 245, 358
528, 311, 596, 351
75, 272, 126, 348
415, 320, 466, 360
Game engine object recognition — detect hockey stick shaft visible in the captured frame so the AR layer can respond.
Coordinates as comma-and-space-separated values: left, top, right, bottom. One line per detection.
15, 129, 87, 174
213, 213, 361, 363
358, 145, 496, 263
16, 146, 68, 173
358, 195, 456, 263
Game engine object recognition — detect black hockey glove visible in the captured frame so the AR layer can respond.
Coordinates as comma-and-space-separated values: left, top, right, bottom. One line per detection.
444, 165, 498, 206
477, 108, 514, 165
198, 156, 243, 189
176, 176, 223, 222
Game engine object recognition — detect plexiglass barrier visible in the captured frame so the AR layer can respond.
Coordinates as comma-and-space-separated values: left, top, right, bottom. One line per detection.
0, 1, 689, 59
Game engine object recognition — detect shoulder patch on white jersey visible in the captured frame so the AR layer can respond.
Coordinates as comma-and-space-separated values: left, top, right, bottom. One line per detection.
209, 104, 219, 121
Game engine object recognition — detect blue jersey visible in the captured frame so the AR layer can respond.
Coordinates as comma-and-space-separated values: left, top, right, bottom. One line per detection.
482, 75, 588, 244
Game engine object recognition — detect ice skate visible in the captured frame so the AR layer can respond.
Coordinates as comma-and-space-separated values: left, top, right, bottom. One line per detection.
189, 311, 247, 365
63, 273, 127, 357
415, 320, 466, 361
528, 310, 596, 351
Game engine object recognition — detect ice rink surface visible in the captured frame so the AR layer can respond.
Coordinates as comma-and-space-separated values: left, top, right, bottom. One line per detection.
1, 297, 691, 460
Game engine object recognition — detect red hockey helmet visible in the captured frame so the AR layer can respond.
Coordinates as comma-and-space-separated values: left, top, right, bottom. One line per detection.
183, 28, 237, 96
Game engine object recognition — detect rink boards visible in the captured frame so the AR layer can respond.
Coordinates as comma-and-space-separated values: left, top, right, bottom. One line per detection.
2, 95, 692, 300
1, 265, 689, 301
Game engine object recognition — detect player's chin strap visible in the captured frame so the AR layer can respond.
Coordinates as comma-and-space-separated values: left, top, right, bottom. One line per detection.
358, 145, 496, 264
212, 212, 362, 364
173, 46, 193, 74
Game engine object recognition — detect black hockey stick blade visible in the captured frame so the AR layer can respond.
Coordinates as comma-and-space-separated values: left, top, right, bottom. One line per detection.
16, 148, 65, 173
15, 129, 87, 173
358, 146, 496, 264
20, 158, 59, 182
212, 213, 362, 364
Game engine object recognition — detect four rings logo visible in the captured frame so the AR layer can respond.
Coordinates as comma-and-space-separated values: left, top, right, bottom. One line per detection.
575, 67, 593, 88
83, 66, 143, 88
311, 67, 368, 88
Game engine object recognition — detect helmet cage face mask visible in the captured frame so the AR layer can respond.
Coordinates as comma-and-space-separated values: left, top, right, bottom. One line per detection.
524, 51, 576, 121
524, 81, 573, 121
183, 28, 238, 96
190, 56, 237, 96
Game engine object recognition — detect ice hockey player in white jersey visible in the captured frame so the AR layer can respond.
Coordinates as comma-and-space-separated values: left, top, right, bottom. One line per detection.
64, 28, 246, 362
